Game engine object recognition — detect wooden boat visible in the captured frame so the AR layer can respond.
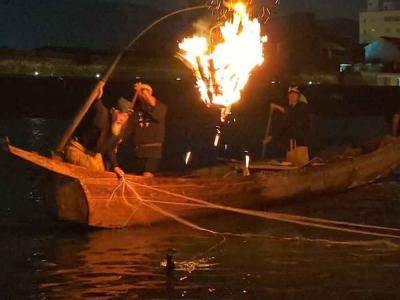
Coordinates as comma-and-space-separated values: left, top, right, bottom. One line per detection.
2, 136, 400, 229
1, 141, 260, 229
254, 136, 400, 201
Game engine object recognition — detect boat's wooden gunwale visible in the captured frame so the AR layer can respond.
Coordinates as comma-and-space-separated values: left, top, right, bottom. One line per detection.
3, 136, 400, 228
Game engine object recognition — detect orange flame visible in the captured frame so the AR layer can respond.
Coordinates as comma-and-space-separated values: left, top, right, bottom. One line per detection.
178, 2, 267, 108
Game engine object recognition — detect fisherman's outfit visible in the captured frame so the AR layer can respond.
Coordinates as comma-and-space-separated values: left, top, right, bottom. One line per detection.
282, 101, 310, 147
64, 99, 128, 171
130, 100, 167, 174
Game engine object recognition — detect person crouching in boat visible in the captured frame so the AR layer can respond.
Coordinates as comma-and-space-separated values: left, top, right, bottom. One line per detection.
270, 85, 310, 149
64, 81, 131, 178
127, 82, 167, 178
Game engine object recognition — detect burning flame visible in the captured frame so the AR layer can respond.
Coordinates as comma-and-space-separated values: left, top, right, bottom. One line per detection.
178, 2, 267, 108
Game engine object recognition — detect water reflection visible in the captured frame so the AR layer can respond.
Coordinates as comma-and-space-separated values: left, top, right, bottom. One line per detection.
35, 225, 220, 299
0, 118, 53, 150
27, 213, 400, 299
2, 117, 400, 298
25, 118, 46, 149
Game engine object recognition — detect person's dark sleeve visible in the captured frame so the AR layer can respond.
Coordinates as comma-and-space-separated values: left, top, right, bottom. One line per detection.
144, 101, 167, 123
92, 99, 109, 127
105, 146, 119, 170
297, 103, 311, 132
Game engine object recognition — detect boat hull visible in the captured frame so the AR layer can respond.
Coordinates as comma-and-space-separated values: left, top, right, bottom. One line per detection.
3, 136, 400, 228
4, 144, 259, 228
255, 137, 400, 201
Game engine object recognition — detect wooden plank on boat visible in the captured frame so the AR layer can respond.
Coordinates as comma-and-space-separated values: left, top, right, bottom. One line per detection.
3, 136, 400, 228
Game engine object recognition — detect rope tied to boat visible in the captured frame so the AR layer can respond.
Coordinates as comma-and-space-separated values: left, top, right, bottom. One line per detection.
106, 177, 400, 241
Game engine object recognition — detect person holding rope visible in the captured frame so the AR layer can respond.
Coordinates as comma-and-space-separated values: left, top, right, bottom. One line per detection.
127, 82, 167, 178
64, 81, 132, 178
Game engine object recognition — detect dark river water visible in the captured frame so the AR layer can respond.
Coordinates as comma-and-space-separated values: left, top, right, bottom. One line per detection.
1, 88, 400, 298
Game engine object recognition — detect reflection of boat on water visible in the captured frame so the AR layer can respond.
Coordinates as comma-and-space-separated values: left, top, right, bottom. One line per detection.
3, 136, 400, 229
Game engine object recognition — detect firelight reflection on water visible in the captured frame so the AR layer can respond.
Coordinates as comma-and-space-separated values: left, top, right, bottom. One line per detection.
1, 119, 400, 299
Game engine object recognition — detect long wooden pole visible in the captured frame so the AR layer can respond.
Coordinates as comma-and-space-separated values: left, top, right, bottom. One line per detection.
261, 107, 274, 159
56, 5, 208, 153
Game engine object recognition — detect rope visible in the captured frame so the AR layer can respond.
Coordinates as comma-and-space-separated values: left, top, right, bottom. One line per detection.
123, 179, 400, 240
105, 180, 124, 208
123, 180, 219, 235
121, 180, 144, 226
104, 177, 400, 241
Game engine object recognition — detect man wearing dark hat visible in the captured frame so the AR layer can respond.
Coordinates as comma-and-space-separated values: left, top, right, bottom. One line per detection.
64, 84, 132, 177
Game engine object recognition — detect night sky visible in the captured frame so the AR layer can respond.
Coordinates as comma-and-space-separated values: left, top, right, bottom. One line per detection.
0, 0, 365, 50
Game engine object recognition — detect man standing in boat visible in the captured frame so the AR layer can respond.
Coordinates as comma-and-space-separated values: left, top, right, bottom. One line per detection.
127, 82, 167, 178
64, 81, 131, 178
270, 85, 310, 149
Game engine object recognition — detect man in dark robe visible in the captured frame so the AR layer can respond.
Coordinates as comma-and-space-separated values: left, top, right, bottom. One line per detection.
64, 82, 132, 177
270, 85, 310, 148
128, 83, 167, 177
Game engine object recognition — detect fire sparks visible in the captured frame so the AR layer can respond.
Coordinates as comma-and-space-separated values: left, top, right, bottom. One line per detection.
177, 1, 267, 110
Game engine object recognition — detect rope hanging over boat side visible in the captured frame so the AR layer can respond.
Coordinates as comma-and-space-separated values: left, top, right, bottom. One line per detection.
106, 178, 400, 241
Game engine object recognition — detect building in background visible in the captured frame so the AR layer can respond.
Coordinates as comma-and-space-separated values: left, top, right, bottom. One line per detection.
360, 0, 400, 44
264, 12, 357, 84
365, 36, 400, 62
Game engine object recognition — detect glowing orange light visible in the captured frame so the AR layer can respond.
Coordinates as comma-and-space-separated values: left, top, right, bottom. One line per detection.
177, 2, 267, 110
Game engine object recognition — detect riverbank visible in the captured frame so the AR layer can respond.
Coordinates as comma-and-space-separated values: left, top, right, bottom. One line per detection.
0, 49, 188, 80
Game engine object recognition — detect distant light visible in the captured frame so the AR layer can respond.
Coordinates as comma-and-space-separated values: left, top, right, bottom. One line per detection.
34, 71, 39, 76
224, 144, 228, 151
271, 81, 276, 84
96, 74, 101, 78
176, 77, 182, 81
308, 81, 313, 85
339, 63, 352, 73
136, 76, 141, 80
